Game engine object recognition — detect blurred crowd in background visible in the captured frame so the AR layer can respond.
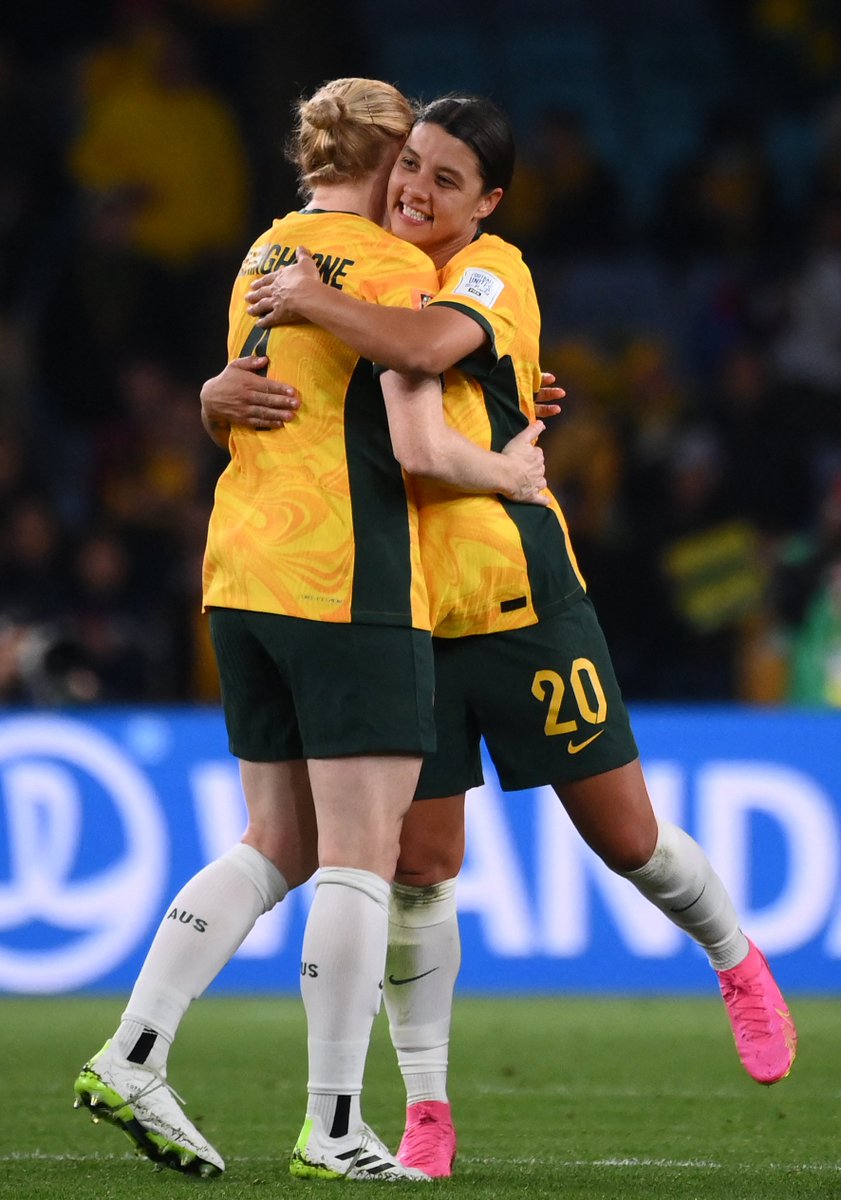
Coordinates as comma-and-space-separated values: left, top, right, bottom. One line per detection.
1, 0, 840, 708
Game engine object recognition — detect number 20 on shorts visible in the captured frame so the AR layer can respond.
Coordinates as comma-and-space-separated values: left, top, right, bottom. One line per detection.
531, 659, 607, 736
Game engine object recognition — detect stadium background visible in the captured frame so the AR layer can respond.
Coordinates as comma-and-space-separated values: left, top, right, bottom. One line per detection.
0, 0, 840, 998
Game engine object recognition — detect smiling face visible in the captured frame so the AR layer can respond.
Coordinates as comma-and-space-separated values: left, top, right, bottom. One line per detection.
387, 121, 504, 268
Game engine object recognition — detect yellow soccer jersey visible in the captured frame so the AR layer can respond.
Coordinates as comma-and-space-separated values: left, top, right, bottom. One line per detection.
416, 233, 587, 638
203, 211, 438, 628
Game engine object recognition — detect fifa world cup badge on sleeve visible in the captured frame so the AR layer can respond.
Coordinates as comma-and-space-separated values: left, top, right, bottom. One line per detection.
452, 268, 505, 308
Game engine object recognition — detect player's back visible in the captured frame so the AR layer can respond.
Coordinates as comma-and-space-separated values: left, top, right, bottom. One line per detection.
204, 210, 438, 630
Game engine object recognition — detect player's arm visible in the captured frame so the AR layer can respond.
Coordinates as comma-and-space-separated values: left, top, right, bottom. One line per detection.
200, 356, 301, 448
246, 249, 486, 375
381, 370, 549, 505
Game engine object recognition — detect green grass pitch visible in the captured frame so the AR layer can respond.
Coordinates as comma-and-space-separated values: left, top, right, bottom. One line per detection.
0, 993, 835, 1199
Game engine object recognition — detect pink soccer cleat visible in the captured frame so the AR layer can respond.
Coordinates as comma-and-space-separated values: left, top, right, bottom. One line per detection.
397, 1101, 457, 1178
716, 939, 797, 1085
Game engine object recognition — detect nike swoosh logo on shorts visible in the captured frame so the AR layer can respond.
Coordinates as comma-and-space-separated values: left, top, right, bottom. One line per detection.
567, 730, 605, 755
387, 968, 439, 986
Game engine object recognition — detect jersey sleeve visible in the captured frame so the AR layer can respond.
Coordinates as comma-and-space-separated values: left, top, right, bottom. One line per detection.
429, 240, 527, 366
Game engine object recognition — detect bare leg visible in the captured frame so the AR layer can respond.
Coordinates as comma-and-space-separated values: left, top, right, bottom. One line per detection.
553, 758, 658, 871
308, 754, 421, 879
240, 759, 319, 887
554, 758, 746, 965
75, 760, 318, 1178
298, 755, 423, 1151
120, 759, 317, 1059
395, 795, 466, 886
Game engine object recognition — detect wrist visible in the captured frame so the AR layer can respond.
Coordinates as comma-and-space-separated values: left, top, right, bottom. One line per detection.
498, 456, 518, 498
293, 279, 324, 320
200, 377, 219, 411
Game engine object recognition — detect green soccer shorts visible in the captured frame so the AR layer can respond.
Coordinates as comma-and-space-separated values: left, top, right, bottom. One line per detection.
415, 594, 638, 799
210, 608, 436, 761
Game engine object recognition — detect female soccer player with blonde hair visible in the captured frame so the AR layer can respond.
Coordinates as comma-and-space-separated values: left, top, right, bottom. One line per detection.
72, 77, 546, 1184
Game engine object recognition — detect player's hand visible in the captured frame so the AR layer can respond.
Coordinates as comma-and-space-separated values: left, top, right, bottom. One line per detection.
500, 421, 550, 505
535, 371, 565, 420
246, 247, 321, 327
245, 270, 287, 323
200, 357, 300, 430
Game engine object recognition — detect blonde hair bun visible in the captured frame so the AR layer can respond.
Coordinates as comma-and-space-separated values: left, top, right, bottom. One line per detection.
289, 77, 415, 193
302, 95, 346, 131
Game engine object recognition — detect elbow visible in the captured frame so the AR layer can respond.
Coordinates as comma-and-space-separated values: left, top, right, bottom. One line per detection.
411, 344, 450, 377
392, 439, 437, 477
394, 449, 434, 477
391, 338, 449, 377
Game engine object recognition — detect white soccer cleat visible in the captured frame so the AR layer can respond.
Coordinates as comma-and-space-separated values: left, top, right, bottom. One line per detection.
290, 1115, 431, 1181
73, 1040, 224, 1177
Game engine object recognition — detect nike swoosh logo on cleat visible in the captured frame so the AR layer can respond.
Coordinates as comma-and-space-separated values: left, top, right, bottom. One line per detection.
387, 968, 439, 986
775, 1009, 797, 1050
567, 731, 605, 755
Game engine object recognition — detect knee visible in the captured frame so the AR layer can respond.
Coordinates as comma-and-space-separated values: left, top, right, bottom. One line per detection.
318, 822, 404, 881
243, 821, 275, 864
243, 825, 318, 890
599, 826, 659, 875
395, 834, 463, 887
281, 853, 319, 891
603, 844, 653, 874
394, 859, 458, 888
395, 796, 465, 886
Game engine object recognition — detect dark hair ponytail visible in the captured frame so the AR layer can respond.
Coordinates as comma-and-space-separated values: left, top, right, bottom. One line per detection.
415, 96, 515, 192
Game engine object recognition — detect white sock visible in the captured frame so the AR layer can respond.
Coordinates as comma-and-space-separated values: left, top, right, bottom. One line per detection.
385, 878, 460, 1106
115, 843, 288, 1071
624, 821, 749, 970
301, 867, 390, 1138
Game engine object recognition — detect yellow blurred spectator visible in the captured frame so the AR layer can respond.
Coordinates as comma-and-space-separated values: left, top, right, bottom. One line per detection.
70, 20, 249, 268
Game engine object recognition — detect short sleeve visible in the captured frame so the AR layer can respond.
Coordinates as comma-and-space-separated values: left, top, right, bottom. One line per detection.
430, 240, 527, 364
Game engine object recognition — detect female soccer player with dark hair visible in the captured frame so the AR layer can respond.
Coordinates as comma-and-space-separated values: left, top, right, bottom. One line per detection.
238, 94, 797, 1178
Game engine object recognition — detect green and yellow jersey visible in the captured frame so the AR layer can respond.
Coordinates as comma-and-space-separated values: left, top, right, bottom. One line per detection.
203, 211, 438, 629
417, 233, 586, 638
